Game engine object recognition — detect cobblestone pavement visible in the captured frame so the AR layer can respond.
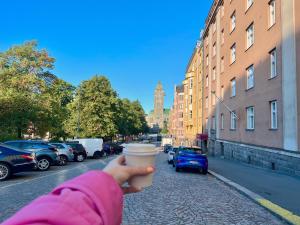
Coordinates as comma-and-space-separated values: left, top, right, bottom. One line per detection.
122, 153, 286, 225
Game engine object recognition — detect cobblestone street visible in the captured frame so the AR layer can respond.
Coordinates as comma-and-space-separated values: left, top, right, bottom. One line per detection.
122, 153, 286, 225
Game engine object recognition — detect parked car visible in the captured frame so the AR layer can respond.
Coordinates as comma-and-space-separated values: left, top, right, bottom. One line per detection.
173, 146, 208, 174
66, 142, 87, 162
73, 139, 103, 159
163, 144, 172, 153
168, 147, 178, 164
103, 142, 124, 156
5, 140, 60, 171
0, 143, 36, 181
50, 143, 74, 166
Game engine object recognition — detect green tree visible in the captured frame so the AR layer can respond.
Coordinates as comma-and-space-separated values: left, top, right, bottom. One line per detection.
0, 41, 56, 139
65, 75, 119, 138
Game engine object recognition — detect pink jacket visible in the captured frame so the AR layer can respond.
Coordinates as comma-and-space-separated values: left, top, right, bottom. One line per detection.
2, 171, 123, 225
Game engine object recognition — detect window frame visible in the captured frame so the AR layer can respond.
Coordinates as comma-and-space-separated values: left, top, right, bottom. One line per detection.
231, 78, 236, 97
270, 100, 278, 129
270, 48, 277, 78
246, 23, 254, 49
246, 106, 255, 130
246, 64, 255, 90
230, 111, 237, 130
246, 0, 254, 11
230, 43, 236, 64
269, 0, 276, 28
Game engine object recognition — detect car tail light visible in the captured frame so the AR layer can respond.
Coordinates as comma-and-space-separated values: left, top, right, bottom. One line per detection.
21, 155, 34, 160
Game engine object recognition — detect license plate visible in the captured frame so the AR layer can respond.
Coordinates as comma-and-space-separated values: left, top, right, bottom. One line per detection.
190, 161, 198, 164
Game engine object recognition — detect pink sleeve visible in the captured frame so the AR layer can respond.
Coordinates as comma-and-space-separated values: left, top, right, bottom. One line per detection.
2, 171, 123, 225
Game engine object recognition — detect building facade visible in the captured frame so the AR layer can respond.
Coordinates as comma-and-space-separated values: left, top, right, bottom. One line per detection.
202, 0, 300, 175
169, 85, 185, 146
146, 82, 169, 132
182, 41, 204, 146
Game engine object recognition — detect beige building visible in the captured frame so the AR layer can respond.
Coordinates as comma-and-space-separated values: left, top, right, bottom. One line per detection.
183, 41, 204, 146
169, 85, 185, 145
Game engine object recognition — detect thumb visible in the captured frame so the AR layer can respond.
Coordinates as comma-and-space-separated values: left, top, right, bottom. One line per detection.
126, 166, 155, 176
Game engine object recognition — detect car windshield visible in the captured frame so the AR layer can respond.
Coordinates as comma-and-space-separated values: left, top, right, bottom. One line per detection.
180, 148, 202, 154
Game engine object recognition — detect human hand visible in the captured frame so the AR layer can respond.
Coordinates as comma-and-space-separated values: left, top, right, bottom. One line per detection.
103, 155, 154, 194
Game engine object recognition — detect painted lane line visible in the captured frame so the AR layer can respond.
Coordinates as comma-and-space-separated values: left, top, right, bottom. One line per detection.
208, 170, 300, 225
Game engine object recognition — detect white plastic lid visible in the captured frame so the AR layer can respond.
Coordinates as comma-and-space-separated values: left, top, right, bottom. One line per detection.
123, 144, 158, 156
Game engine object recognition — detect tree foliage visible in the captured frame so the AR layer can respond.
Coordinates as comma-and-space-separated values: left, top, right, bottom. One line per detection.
0, 41, 148, 141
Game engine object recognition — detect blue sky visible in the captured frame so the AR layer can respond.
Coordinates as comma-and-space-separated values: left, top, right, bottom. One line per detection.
0, 0, 213, 113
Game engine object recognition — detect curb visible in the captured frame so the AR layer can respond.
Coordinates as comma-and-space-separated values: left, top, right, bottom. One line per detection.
208, 170, 300, 225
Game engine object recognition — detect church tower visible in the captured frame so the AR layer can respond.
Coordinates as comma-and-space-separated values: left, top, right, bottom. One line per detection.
154, 81, 165, 128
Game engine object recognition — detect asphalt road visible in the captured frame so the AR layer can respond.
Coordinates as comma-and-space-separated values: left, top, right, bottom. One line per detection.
0, 153, 286, 225
208, 156, 300, 216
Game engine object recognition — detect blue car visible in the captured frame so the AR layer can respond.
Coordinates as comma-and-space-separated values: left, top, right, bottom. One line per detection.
0, 143, 36, 181
173, 147, 208, 174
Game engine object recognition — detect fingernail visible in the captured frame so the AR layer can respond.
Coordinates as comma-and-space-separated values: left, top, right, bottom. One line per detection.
147, 167, 154, 172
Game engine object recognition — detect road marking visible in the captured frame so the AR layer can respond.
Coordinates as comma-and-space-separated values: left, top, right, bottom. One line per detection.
209, 170, 300, 225
0, 157, 113, 190
257, 199, 300, 225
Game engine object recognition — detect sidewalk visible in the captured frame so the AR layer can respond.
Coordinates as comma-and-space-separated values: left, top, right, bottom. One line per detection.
208, 156, 300, 216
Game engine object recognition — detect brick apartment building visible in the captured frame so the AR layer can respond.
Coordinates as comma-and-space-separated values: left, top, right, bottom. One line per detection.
202, 0, 300, 174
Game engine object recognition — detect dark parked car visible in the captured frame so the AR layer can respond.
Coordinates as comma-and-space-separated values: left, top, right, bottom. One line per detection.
0, 143, 36, 181
103, 142, 124, 156
163, 144, 172, 153
173, 146, 208, 174
66, 142, 87, 162
5, 141, 60, 171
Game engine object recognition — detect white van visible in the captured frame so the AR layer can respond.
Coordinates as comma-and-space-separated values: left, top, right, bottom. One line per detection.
73, 138, 103, 159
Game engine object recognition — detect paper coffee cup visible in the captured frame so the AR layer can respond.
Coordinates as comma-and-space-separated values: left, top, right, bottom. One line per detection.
123, 144, 158, 189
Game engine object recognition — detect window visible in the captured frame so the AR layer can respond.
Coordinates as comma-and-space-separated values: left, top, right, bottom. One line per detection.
212, 116, 216, 130
269, 0, 276, 27
246, 23, 254, 48
205, 97, 208, 109
221, 113, 224, 129
270, 101, 278, 129
247, 107, 255, 129
189, 110, 193, 119
205, 118, 209, 129
212, 93, 216, 105
221, 29, 225, 44
231, 44, 236, 63
189, 95, 192, 104
206, 75, 209, 87
270, 49, 277, 78
231, 11, 236, 32
189, 78, 193, 89
246, 0, 254, 10
179, 104, 183, 109
221, 57, 224, 72
213, 67, 216, 80
206, 55, 209, 66
221, 86, 224, 99
230, 111, 237, 130
231, 78, 236, 97
213, 42, 216, 56
246, 65, 254, 89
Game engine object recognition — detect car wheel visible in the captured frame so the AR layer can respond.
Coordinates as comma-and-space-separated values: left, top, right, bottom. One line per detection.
0, 163, 11, 181
75, 154, 85, 162
37, 157, 51, 171
202, 169, 208, 175
175, 167, 180, 172
58, 155, 68, 166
